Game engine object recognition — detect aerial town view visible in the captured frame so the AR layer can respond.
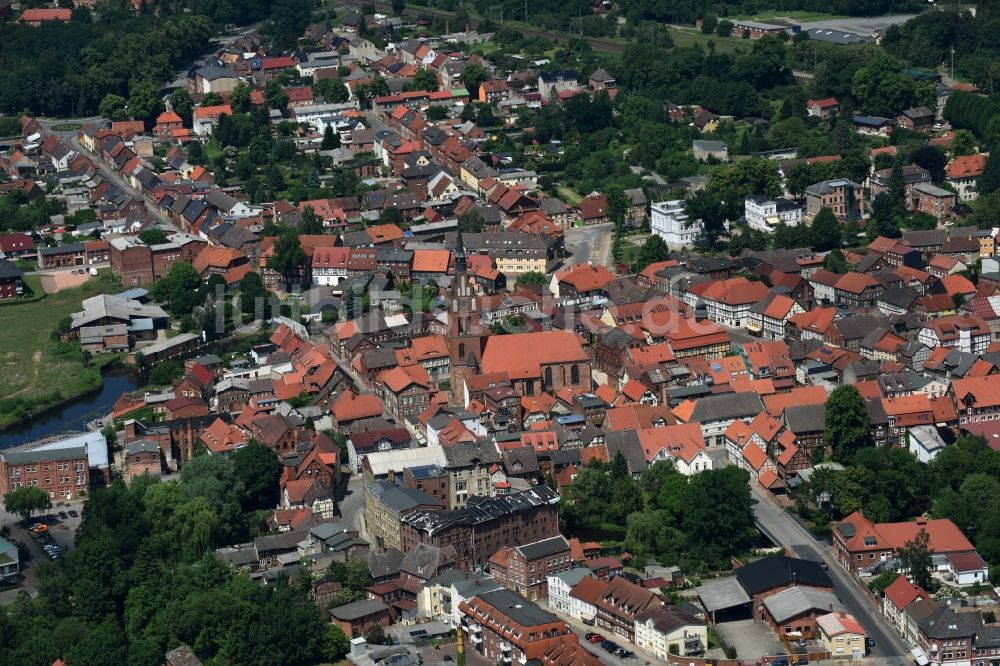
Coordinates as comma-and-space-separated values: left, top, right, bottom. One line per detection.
2, 0, 1000, 664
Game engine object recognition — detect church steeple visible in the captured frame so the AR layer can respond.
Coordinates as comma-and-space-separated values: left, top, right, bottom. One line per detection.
454, 224, 467, 274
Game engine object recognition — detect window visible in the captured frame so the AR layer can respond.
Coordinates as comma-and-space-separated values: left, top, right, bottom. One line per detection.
571, 364, 580, 384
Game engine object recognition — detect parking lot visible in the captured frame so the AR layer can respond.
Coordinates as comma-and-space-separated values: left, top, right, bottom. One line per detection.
25, 502, 84, 560
714, 618, 787, 660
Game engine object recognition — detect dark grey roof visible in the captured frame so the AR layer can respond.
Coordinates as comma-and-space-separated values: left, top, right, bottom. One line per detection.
517, 535, 570, 560
330, 598, 390, 620
689, 392, 764, 423
878, 285, 919, 310
124, 440, 160, 455
783, 404, 825, 433
918, 606, 983, 639
197, 64, 237, 81
734, 555, 832, 596
473, 588, 559, 627
0, 258, 23, 280
833, 314, 888, 341
442, 439, 501, 468
502, 448, 539, 475
402, 485, 559, 536
39, 243, 84, 256
368, 547, 404, 578
3, 445, 87, 465
399, 542, 456, 579
605, 429, 647, 475
368, 480, 443, 512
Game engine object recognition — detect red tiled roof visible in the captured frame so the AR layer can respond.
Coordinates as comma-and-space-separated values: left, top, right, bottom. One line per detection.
481, 330, 588, 380
946, 154, 987, 179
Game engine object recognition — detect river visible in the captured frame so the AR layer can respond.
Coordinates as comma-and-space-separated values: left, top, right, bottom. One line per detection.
0, 367, 140, 448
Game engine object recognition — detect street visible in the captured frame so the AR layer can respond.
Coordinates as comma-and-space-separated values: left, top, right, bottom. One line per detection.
751, 486, 909, 661
564, 223, 613, 267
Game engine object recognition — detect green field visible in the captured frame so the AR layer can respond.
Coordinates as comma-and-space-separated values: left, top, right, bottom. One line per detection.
0, 274, 119, 427
557, 185, 583, 206
666, 27, 749, 54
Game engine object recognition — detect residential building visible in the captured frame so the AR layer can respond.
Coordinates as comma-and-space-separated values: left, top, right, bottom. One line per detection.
489, 535, 572, 601
363, 480, 444, 551
651, 200, 702, 248
634, 605, 708, 659
547, 568, 595, 616
0, 445, 90, 499
460, 588, 589, 666
0, 259, 24, 299
400, 485, 560, 571
744, 195, 803, 233
832, 511, 977, 573
692, 140, 728, 162
595, 576, 660, 642
817, 612, 867, 658
805, 179, 863, 220
945, 154, 987, 201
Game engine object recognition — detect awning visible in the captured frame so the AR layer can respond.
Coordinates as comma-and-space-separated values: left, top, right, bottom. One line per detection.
911, 647, 929, 666
746, 323, 762, 332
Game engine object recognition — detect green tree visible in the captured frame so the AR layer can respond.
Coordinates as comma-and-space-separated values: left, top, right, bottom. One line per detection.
870, 571, 901, 593
99, 94, 128, 121
169, 88, 194, 122
701, 15, 718, 34
300, 206, 325, 234
683, 190, 729, 248
426, 105, 447, 121
233, 441, 282, 511
314, 78, 349, 104
239, 270, 271, 318
825, 385, 871, 462
632, 234, 670, 272
809, 207, 843, 252
325, 625, 351, 661
716, 20, 733, 37
823, 249, 851, 274
230, 82, 252, 113
138, 228, 168, 245
321, 124, 339, 150
3, 486, 52, 523
391, 0, 405, 14
408, 69, 439, 92
379, 207, 404, 226
517, 271, 547, 285
266, 229, 306, 285
458, 209, 485, 233
151, 261, 202, 315
459, 64, 489, 96
898, 528, 933, 591
201, 92, 223, 107
950, 129, 977, 157
148, 360, 183, 386
979, 153, 1000, 197
870, 192, 901, 239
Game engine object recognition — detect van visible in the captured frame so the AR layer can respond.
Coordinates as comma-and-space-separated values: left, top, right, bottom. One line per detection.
772, 657, 789, 666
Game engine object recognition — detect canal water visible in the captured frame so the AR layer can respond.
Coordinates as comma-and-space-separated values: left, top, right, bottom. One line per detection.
0, 367, 140, 448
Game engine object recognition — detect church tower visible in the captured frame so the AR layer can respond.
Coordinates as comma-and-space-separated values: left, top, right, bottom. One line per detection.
448, 227, 485, 402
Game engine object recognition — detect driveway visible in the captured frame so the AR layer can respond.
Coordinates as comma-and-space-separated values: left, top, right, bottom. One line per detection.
798, 14, 916, 34
714, 618, 786, 660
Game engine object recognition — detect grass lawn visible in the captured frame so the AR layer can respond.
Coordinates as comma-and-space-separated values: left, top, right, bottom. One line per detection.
50, 123, 82, 131
557, 185, 583, 206
667, 27, 748, 54
0, 275, 118, 424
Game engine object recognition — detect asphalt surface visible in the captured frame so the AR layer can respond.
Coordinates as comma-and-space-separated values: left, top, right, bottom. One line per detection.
798, 14, 916, 34
751, 486, 910, 661
564, 223, 613, 267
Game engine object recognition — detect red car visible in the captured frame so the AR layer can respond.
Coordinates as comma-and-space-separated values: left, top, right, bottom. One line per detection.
587, 633, 604, 644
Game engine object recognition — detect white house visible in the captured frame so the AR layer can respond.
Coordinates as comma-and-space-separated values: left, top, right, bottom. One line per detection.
907, 425, 946, 463
547, 568, 594, 616
945, 552, 989, 586
744, 195, 803, 233
651, 200, 702, 248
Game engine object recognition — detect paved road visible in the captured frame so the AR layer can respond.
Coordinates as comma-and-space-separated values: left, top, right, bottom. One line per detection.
751, 486, 910, 661
798, 14, 916, 34
340, 473, 365, 536
46, 122, 178, 231
564, 223, 613, 267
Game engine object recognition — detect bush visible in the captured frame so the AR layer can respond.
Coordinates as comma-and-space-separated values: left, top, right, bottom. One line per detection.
148, 360, 183, 386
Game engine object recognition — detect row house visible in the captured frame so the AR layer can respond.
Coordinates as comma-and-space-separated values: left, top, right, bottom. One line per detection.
688, 277, 770, 328
951, 375, 1000, 425
489, 535, 572, 601
918, 314, 991, 354
747, 294, 805, 340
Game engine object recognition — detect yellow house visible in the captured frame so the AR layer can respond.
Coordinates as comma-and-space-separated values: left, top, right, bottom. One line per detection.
634, 605, 708, 660
817, 611, 866, 659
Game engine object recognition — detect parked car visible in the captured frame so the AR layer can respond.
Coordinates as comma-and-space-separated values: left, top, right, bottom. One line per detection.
772, 657, 789, 666
795, 656, 808, 665
586, 633, 602, 643
68, 510, 78, 518
602, 641, 619, 653
58, 511, 67, 520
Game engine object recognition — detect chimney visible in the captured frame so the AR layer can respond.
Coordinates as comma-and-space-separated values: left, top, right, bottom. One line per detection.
350, 637, 367, 658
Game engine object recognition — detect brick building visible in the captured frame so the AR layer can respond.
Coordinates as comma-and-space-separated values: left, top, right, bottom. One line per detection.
0, 446, 89, 499
489, 535, 572, 601
460, 588, 585, 666
124, 440, 162, 482
400, 485, 560, 570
